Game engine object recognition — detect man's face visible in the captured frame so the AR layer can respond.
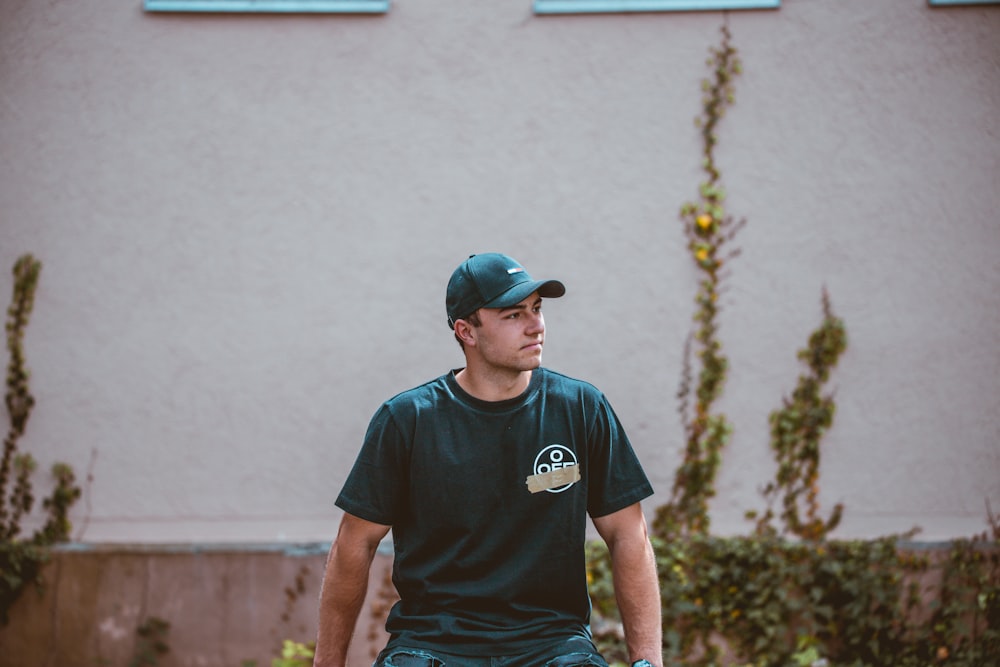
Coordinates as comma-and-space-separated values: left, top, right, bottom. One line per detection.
467, 292, 546, 373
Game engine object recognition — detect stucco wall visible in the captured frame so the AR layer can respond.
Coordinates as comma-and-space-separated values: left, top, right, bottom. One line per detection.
1, 0, 998, 544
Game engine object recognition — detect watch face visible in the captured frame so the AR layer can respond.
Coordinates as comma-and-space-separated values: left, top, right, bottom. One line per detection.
631, 662, 654, 667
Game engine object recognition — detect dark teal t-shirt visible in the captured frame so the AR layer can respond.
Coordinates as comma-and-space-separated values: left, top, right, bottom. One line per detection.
335, 367, 653, 655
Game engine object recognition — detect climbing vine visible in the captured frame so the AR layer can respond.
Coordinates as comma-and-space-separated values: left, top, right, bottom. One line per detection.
654, 24, 745, 539
0, 254, 81, 624
751, 288, 847, 540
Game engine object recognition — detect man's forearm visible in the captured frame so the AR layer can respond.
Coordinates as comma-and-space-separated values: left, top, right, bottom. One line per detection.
610, 535, 663, 667
313, 539, 377, 667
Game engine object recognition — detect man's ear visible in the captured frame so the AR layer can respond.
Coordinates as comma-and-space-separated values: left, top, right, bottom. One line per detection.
453, 319, 477, 347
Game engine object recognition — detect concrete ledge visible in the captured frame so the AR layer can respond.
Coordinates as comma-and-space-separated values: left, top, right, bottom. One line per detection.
1, 543, 395, 667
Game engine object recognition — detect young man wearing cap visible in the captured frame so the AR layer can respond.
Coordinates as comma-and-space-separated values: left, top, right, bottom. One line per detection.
314, 254, 662, 667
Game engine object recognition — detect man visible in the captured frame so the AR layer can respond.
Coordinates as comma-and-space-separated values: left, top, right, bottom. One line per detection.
314, 253, 662, 667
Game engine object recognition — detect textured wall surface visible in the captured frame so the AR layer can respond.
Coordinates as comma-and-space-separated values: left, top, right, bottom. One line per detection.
1, 0, 998, 545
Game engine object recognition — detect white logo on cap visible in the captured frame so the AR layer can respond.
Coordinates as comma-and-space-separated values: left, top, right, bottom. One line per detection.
507, 268, 524, 274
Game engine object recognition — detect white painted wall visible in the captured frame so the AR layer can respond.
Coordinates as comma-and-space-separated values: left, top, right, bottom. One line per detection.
1, 0, 997, 543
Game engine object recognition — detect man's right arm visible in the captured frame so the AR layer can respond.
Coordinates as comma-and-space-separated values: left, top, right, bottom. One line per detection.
313, 512, 391, 667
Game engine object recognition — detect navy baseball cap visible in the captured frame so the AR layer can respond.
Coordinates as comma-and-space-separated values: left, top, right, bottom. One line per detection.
446, 253, 566, 329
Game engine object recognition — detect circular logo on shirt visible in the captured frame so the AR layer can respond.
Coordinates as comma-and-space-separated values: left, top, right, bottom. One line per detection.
532, 444, 579, 494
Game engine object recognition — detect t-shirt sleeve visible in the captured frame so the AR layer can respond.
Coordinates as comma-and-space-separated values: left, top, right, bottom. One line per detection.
334, 403, 408, 526
586, 394, 654, 518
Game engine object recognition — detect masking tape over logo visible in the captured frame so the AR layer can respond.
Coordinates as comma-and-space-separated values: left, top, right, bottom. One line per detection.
526, 463, 580, 494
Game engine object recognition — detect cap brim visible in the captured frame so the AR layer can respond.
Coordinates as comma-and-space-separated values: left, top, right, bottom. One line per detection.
483, 279, 566, 310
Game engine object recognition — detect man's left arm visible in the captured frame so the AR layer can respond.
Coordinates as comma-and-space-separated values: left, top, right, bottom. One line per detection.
592, 502, 663, 667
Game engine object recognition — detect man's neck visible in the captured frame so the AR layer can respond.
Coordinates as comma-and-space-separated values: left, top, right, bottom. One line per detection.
455, 366, 533, 402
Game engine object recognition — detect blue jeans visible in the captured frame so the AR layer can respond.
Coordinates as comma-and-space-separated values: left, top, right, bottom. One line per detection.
373, 636, 610, 667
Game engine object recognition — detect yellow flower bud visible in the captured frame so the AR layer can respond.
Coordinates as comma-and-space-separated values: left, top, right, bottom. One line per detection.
696, 214, 713, 229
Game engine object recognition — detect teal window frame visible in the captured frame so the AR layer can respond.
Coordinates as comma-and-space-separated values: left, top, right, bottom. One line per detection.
533, 0, 779, 14
928, 0, 998, 5
144, 0, 390, 12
